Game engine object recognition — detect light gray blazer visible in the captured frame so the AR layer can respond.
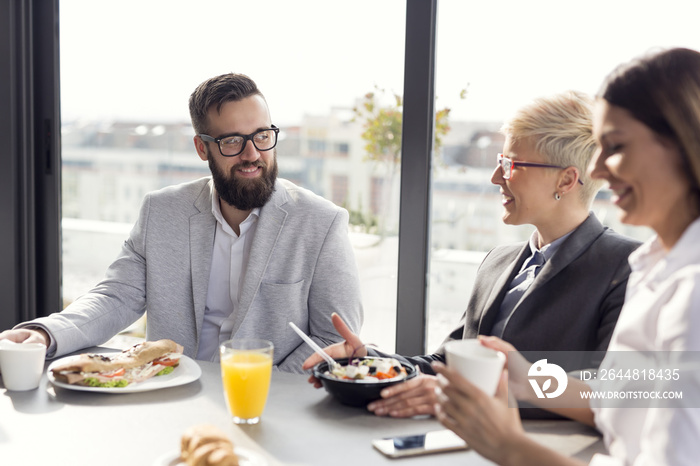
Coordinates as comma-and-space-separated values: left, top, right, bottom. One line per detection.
26, 178, 363, 373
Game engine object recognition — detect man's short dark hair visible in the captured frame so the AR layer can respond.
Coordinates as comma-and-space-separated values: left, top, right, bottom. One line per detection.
188, 73, 264, 135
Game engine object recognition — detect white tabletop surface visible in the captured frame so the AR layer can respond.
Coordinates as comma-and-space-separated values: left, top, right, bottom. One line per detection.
0, 346, 605, 466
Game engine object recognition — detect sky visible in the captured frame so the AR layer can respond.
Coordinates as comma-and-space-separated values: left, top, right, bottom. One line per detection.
59, 0, 700, 126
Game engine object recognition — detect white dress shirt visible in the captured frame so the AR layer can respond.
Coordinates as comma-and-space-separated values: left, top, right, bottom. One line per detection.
590, 217, 700, 466
196, 193, 259, 362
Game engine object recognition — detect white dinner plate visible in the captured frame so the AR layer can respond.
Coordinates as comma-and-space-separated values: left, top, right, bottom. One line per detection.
47, 354, 202, 393
153, 447, 268, 466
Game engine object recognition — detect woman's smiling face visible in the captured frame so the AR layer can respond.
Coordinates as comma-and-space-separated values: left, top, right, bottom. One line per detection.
589, 99, 691, 244
490, 136, 562, 228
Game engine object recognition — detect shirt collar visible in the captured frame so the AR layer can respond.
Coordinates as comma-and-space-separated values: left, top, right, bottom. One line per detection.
527, 229, 573, 263
629, 217, 700, 275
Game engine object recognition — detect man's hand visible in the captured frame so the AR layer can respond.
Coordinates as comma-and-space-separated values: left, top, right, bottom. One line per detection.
302, 313, 367, 387
367, 373, 438, 417
0, 328, 49, 347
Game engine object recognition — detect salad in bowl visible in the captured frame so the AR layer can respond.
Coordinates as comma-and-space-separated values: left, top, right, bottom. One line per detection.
323, 357, 408, 382
313, 356, 418, 407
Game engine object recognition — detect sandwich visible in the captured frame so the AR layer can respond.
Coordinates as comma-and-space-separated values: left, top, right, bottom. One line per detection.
51, 339, 184, 388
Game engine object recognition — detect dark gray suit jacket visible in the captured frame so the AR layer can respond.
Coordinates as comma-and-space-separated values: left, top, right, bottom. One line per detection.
387, 214, 641, 374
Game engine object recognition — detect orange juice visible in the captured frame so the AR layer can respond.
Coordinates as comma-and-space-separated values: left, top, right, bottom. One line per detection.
221, 351, 273, 420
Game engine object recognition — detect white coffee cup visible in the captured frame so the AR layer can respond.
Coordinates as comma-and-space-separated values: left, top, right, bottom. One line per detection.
444, 339, 506, 396
0, 341, 47, 391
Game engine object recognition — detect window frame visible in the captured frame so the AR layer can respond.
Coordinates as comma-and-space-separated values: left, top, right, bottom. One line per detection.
0, 0, 61, 330
396, 0, 437, 354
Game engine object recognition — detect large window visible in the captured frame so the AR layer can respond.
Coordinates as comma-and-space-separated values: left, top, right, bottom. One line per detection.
427, 0, 700, 351
60, 0, 407, 350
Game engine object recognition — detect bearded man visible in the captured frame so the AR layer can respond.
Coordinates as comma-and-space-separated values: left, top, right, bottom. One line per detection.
3, 74, 363, 373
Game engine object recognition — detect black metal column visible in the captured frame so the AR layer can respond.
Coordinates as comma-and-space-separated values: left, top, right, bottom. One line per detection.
395, 0, 437, 355
0, 0, 61, 330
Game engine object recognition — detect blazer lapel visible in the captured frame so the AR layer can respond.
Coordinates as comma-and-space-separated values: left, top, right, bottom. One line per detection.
521, 214, 605, 301
228, 181, 289, 336
477, 245, 530, 334
190, 180, 216, 344
499, 214, 605, 332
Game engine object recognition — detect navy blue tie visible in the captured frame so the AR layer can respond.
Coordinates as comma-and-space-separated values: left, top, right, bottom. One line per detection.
525, 251, 546, 277
490, 250, 546, 337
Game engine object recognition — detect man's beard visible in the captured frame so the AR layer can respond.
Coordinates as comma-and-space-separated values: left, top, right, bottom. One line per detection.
207, 147, 278, 211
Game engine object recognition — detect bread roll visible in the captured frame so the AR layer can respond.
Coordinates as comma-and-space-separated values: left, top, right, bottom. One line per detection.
180, 424, 239, 466
189, 442, 237, 466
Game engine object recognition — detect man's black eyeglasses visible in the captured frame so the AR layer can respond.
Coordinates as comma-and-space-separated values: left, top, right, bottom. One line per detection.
198, 125, 280, 157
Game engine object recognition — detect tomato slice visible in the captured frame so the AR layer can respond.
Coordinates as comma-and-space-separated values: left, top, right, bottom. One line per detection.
152, 357, 179, 367
102, 368, 126, 378
375, 368, 398, 380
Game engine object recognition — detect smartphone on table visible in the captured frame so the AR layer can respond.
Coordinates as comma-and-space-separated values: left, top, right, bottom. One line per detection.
372, 429, 468, 458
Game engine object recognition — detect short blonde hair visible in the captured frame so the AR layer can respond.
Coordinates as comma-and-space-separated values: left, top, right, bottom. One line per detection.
501, 90, 605, 206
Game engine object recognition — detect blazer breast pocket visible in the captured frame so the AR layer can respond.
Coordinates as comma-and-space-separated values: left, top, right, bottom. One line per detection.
256, 279, 307, 321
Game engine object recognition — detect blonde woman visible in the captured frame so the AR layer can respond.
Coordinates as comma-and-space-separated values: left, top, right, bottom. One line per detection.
304, 91, 639, 419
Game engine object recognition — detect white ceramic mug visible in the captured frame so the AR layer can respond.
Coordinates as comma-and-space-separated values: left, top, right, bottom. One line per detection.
444, 339, 506, 396
0, 341, 47, 391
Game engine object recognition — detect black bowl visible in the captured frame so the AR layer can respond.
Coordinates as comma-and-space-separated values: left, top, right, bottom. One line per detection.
313, 357, 418, 407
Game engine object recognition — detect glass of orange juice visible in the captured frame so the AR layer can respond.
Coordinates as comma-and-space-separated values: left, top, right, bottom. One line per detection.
219, 339, 274, 425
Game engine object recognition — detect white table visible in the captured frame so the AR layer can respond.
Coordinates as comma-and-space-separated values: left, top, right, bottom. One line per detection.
0, 347, 605, 466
